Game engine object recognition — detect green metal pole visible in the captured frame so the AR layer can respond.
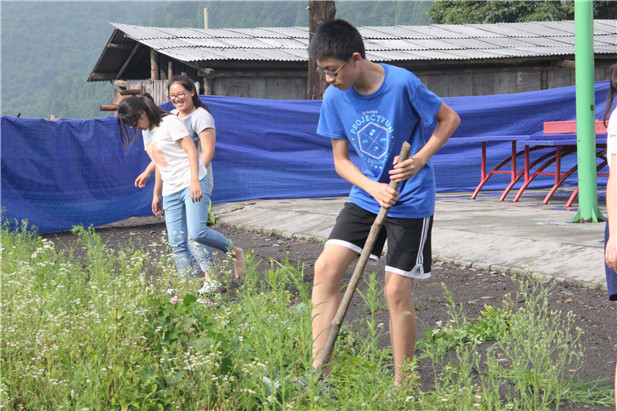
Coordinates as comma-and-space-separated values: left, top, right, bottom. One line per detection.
572, 0, 604, 223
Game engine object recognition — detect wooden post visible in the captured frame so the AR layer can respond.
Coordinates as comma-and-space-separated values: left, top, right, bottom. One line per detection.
150, 49, 160, 80
168, 61, 174, 80
307, 1, 336, 100
199, 68, 214, 95
201, 77, 211, 95
204, 8, 209, 29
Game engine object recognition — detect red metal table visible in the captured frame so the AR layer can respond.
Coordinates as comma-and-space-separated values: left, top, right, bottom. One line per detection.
449, 130, 608, 204
513, 134, 608, 205
446, 135, 534, 201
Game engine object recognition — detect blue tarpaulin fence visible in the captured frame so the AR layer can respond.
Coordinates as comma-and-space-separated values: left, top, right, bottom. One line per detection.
1, 81, 609, 233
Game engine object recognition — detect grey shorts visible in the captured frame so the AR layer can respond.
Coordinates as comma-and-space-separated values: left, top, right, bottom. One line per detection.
326, 202, 433, 279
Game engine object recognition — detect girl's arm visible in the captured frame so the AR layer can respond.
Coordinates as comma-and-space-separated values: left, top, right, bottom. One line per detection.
179, 136, 203, 203
152, 167, 163, 216
197, 128, 216, 168
136, 161, 156, 188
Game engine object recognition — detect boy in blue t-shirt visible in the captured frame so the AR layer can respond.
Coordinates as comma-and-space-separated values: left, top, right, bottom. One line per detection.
309, 19, 460, 386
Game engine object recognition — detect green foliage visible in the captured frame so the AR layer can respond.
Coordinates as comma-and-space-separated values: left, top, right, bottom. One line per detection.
1, 2, 159, 119
416, 285, 511, 358
3, 0, 614, 119
417, 276, 614, 409
148, 1, 309, 28
146, 1, 432, 29
335, 1, 432, 26
2, 1, 431, 120
2, 221, 613, 409
428, 0, 617, 24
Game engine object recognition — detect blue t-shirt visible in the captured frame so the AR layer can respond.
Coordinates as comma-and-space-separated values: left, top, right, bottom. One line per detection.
317, 63, 442, 218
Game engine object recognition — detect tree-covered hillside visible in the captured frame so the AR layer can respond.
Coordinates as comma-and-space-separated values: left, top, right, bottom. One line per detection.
5, 0, 610, 119
1, 1, 432, 120
428, 0, 617, 24
147, 1, 431, 28
1, 2, 159, 119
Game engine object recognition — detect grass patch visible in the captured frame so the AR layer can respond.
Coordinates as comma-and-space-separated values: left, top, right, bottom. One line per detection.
1, 222, 614, 409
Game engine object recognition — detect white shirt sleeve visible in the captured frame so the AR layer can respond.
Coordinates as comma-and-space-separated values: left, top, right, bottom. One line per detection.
164, 115, 190, 142
192, 107, 216, 135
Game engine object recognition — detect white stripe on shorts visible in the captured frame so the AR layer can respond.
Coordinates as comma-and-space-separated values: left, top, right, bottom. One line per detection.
386, 216, 432, 279
325, 239, 380, 266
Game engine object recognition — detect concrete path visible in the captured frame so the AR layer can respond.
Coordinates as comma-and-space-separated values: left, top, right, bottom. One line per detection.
213, 190, 608, 289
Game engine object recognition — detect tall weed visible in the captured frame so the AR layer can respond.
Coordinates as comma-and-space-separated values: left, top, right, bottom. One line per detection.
1, 223, 612, 409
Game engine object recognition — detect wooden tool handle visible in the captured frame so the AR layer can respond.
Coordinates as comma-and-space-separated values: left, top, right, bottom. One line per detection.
316, 141, 412, 372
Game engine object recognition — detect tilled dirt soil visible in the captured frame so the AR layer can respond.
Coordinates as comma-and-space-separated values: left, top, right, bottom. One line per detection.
43, 217, 616, 410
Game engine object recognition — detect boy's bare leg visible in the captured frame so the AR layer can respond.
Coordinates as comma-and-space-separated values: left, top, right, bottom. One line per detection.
311, 244, 358, 373
384, 272, 416, 386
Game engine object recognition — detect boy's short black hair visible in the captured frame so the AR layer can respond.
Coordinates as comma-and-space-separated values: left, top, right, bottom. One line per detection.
308, 19, 366, 61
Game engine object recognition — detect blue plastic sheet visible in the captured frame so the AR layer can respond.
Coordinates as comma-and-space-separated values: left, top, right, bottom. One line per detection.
1, 81, 610, 233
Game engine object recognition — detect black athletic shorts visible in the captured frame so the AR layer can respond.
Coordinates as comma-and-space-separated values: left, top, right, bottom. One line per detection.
326, 202, 433, 279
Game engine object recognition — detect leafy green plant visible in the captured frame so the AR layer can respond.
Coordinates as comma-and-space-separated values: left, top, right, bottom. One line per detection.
1, 222, 613, 410
416, 285, 511, 358
417, 276, 602, 410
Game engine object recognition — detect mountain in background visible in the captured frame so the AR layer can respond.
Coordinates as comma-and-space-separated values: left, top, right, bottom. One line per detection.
1, 2, 160, 119
148, 1, 430, 28
1, 1, 431, 120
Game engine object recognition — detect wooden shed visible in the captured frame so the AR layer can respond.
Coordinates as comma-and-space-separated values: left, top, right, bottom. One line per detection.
89, 20, 617, 103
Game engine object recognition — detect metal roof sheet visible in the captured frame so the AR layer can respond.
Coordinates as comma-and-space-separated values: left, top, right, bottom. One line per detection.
90, 20, 616, 81
596, 20, 617, 33
160, 27, 216, 38
110, 20, 616, 63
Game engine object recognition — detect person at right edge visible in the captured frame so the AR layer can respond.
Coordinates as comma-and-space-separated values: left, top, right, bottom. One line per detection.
602, 62, 617, 410
308, 19, 460, 387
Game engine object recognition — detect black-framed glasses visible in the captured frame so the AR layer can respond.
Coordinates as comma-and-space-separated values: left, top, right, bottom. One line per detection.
315, 58, 350, 77
168, 92, 187, 101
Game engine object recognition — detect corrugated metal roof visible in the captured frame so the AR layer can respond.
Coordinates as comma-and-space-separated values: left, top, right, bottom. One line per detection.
89, 20, 616, 81
110, 20, 616, 64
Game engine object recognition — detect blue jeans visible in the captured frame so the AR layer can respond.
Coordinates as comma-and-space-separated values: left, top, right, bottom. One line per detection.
163, 177, 233, 277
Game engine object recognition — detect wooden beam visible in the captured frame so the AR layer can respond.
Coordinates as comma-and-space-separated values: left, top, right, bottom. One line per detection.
198, 68, 307, 78
110, 79, 129, 88
88, 73, 117, 81
150, 49, 160, 80
197, 68, 215, 77
119, 89, 143, 96
168, 61, 173, 80
116, 43, 141, 80
106, 43, 133, 50
100, 105, 118, 111
197, 60, 305, 72
557, 59, 577, 69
